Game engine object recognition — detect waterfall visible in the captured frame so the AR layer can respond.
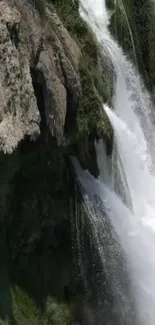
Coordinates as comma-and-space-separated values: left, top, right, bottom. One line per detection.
80, 0, 155, 165
71, 157, 139, 325
72, 0, 155, 324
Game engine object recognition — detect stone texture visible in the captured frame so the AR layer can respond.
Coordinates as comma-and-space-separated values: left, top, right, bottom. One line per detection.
0, 0, 82, 152
34, 7, 82, 144
0, 1, 40, 153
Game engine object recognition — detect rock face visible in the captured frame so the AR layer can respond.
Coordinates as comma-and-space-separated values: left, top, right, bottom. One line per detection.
34, 9, 82, 143
0, 1, 87, 322
0, 0, 82, 152
0, 1, 112, 324
0, 1, 40, 153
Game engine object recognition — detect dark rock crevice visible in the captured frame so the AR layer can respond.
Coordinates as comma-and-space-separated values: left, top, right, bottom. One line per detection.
6, 22, 20, 49
58, 53, 81, 136
64, 85, 78, 135
30, 67, 47, 132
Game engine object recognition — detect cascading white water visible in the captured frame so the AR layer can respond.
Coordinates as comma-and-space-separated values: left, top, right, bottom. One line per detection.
74, 0, 155, 324
73, 155, 155, 324
80, 0, 155, 165
72, 156, 139, 325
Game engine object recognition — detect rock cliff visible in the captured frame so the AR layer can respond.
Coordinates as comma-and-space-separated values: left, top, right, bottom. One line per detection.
0, 0, 112, 324
0, 0, 83, 151
0, 1, 40, 153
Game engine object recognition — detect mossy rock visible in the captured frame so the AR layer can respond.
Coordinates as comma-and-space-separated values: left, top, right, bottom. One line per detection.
12, 285, 40, 325
46, 0, 112, 141
76, 58, 112, 140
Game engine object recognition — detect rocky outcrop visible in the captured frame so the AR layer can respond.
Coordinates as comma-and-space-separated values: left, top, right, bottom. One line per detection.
0, 0, 82, 152
0, 1, 40, 153
34, 9, 82, 142
0, 1, 113, 324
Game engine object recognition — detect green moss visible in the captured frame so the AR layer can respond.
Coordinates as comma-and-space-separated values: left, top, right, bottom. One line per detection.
12, 286, 40, 325
48, 0, 99, 64
11, 286, 70, 325
77, 60, 111, 139
48, 0, 82, 36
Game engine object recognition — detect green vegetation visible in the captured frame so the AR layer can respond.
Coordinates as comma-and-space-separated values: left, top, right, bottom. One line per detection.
12, 285, 40, 325
0, 285, 71, 325
77, 60, 111, 139
48, 0, 83, 39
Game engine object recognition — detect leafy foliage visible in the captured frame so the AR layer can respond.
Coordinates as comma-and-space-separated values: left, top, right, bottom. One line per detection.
48, 0, 99, 63
12, 286, 40, 325
77, 61, 110, 138
11, 286, 71, 325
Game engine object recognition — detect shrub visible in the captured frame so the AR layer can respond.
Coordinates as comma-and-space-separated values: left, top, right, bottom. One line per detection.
77, 60, 111, 139
11, 286, 70, 325
12, 286, 40, 325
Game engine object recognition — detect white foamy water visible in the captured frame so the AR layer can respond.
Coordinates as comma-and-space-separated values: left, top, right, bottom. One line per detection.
80, 0, 155, 164
76, 0, 155, 324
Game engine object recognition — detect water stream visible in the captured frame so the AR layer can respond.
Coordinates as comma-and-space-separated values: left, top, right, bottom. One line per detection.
73, 0, 155, 324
